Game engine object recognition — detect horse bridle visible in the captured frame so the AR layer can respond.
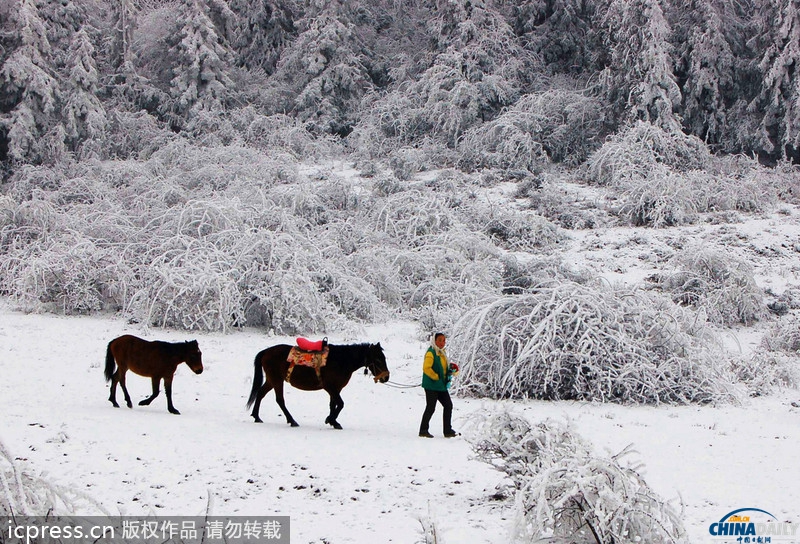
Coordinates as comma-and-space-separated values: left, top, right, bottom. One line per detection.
366, 354, 390, 383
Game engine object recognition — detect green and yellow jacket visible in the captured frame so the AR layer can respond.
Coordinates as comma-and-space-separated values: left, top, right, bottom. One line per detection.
422, 345, 451, 391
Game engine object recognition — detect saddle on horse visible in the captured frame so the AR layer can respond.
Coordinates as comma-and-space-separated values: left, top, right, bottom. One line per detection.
286, 337, 329, 382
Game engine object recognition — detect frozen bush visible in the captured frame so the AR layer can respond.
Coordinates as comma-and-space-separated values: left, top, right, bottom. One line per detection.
616, 165, 704, 227
450, 281, 734, 403
1, 439, 101, 515
729, 353, 799, 397
659, 246, 766, 326
468, 411, 688, 544
457, 90, 606, 171
586, 121, 712, 186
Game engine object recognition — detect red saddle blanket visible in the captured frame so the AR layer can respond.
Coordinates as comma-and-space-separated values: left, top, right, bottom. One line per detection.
286, 345, 330, 383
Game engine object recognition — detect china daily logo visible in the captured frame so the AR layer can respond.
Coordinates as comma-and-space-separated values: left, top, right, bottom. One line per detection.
709, 508, 798, 542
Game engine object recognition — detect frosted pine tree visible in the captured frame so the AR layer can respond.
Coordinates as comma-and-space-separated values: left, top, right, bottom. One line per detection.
506, 0, 600, 76
63, 28, 107, 157
229, 0, 296, 74
403, 0, 531, 145
677, 0, 735, 149
109, 0, 136, 77
601, 0, 682, 132
164, 0, 236, 120
0, 0, 62, 165
754, 0, 800, 159
268, 0, 374, 136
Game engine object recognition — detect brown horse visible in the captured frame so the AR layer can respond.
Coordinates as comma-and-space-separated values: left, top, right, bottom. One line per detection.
246, 342, 390, 429
105, 335, 203, 415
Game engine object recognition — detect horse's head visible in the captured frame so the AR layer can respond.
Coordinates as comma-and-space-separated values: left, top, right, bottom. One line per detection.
365, 343, 390, 383
185, 340, 203, 374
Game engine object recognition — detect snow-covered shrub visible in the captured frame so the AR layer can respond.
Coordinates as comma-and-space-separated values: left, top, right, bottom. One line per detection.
659, 246, 766, 326
526, 178, 612, 230
731, 317, 800, 396
242, 111, 339, 159
462, 203, 567, 252
729, 353, 799, 397
1, 439, 100, 515
586, 121, 712, 186
457, 90, 606, 172
457, 118, 548, 173
500, 255, 593, 295
3, 234, 127, 314
468, 411, 688, 544
616, 165, 704, 227
371, 190, 458, 243
450, 281, 733, 403
103, 110, 176, 160
389, 146, 430, 181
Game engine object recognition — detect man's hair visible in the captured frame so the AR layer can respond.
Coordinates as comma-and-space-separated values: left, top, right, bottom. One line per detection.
434, 332, 446, 340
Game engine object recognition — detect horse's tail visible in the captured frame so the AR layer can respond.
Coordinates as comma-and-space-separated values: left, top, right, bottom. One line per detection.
104, 341, 116, 382
246, 351, 265, 409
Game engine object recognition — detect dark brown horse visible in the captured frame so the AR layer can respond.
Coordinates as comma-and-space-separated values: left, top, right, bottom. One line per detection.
105, 335, 203, 415
246, 343, 390, 429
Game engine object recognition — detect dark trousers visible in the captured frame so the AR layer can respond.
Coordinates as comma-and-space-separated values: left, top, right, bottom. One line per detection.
419, 388, 453, 434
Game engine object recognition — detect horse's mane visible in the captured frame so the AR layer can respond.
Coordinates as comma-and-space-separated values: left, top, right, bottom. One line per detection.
326, 343, 374, 369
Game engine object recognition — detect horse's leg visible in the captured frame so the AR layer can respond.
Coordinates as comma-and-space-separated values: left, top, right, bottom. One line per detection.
118, 369, 133, 409
250, 381, 273, 423
164, 375, 180, 415
139, 377, 160, 406
273, 381, 299, 427
325, 390, 344, 430
108, 369, 120, 408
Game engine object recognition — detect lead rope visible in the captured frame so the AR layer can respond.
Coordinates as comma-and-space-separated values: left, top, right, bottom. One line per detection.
384, 380, 421, 389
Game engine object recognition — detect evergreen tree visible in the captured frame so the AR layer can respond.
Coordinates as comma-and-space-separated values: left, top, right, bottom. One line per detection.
268, 0, 375, 136
164, 0, 236, 121
229, 0, 297, 74
601, 0, 682, 131
676, 0, 736, 149
505, 0, 600, 76
63, 27, 107, 156
109, 0, 137, 75
0, 0, 62, 165
399, 0, 533, 145
754, 0, 800, 159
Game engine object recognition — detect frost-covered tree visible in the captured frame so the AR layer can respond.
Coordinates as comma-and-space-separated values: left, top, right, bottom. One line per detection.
63, 27, 107, 156
267, 0, 376, 136
601, 0, 682, 131
505, 0, 600, 76
108, 0, 137, 76
676, 0, 736, 149
228, 0, 297, 74
753, 0, 800, 159
0, 0, 63, 165
163, 0, 236, 121
368, 0, 531, 148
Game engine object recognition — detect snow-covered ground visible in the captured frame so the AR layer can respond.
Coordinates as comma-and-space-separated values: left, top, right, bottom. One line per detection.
1, 296, 799, 543
3, 165, 800, 543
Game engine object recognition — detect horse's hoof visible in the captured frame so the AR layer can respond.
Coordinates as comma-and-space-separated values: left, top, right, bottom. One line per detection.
289, 421, 299, 427
169, 409, 181, 415
333, 423, 343, 430
253, 418, 263, 423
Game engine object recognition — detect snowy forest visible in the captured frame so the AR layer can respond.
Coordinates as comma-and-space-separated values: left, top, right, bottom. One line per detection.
2, 0, 800, 402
